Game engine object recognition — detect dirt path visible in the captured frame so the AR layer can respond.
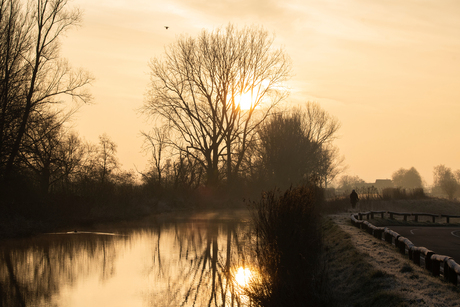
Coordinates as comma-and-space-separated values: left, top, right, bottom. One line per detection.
330, 214, 460, 306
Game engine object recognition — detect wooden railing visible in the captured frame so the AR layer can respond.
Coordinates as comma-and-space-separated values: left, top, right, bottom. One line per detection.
350, 212, 460, 286
356, 211, 460, 223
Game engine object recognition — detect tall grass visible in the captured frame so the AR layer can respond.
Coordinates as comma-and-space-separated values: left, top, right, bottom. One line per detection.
245, 185, 326, 307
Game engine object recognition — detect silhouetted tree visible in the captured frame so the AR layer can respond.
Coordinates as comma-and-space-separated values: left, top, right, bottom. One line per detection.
433, 164, 458, 200
141, 126, 169, 188
337, 175, 366, 194
0, 0, 93, 182
96, 134, 119, 185
391, 167, 423, 189
0, 0, 32, 178
143, 24, 291, 187
317, 143, 344, 188
19, 110, 67, 194
256, 102, 341, 190
57, 131, 85, 191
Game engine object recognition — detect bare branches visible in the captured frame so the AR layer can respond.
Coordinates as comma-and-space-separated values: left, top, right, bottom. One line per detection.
143, 24, 291, 186
1, 0, 93, 180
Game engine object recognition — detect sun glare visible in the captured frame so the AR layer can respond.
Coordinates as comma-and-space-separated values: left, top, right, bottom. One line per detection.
236, 92, 253, 110
234, 267, 253, 288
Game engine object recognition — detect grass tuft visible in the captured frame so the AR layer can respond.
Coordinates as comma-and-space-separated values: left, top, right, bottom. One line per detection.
399, 264, 413, 273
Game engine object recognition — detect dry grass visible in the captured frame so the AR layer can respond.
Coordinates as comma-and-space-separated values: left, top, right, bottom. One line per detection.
322, 217, 406, 307
245, 185, 325, 307
325, 214, 460, 306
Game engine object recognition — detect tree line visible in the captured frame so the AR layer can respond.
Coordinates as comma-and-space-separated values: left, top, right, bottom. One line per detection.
1, 2, 343, 233
337, 165, 460, 200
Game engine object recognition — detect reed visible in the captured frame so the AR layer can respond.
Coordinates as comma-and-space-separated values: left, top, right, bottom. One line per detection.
245, 185, 326, 306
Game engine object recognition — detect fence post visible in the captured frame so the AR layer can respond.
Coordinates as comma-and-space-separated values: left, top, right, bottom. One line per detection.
430, 255, 450, 277
447, 259, 460, 286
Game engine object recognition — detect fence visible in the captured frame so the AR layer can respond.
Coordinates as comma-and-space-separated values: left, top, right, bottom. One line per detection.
350, 211, 460, 286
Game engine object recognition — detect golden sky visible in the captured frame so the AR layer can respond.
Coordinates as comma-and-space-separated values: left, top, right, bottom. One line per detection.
61, 0, 460, 186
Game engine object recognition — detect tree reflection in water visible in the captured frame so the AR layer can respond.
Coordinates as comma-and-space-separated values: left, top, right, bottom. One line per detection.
0, 212, 253, 307
144, 218, 253, 307
0, 233, 123, 307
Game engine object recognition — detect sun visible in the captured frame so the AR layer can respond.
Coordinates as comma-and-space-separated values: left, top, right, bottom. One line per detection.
236, 92, 253, 110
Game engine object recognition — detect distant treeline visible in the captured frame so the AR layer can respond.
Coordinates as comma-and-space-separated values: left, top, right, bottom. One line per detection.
336, 165, 460, 200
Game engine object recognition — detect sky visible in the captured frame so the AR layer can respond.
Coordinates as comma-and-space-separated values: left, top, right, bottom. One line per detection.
60, 0, 460, 186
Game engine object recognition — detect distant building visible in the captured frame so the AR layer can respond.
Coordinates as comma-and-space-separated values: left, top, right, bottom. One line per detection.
373, 179, 393, 190
334, 178, 394, 197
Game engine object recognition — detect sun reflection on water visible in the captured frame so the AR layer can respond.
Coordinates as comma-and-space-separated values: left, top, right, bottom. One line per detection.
235, 267, 253, 288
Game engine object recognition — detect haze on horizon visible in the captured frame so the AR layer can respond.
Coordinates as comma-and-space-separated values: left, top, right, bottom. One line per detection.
60, 0, 460, 186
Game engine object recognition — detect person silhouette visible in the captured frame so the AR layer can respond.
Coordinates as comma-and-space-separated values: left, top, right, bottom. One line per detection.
350, 189, 359, 209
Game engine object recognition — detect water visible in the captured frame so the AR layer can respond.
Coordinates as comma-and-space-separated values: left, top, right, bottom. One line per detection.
0, 210, 254, 307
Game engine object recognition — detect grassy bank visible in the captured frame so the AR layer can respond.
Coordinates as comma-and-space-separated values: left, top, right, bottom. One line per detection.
243, 187, 418, 306
322, 217, 407, 306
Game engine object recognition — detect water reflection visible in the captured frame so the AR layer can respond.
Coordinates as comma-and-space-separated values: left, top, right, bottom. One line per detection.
0, 211, 253, 307
234, 267, 253, 288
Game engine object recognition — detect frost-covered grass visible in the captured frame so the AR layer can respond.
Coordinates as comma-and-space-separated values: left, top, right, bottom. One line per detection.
325, 214, 460, 306
322, 217, 406, 306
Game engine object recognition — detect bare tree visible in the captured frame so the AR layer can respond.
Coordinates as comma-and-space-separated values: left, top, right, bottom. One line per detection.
18, 105, 86, 194
1, 0, 93, 181
97, 134, 119, 185
433, 164, 458, 200
56, 130, 85, 191
0, 0, 33, 175
143, 24, 291, 186
317, 143, 344, 188
19, 110, 67, 194
392, 167, 423, 189
141, 126, 169, 187
337, 175, 366, 194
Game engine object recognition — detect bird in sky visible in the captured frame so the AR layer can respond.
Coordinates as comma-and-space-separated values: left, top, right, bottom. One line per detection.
165, 26, 169, 29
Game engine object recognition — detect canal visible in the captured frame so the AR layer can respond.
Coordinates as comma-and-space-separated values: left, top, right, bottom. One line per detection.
0, 209, 254, 307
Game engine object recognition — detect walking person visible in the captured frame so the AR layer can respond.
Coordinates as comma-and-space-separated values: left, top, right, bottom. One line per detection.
350, 189, 359, 210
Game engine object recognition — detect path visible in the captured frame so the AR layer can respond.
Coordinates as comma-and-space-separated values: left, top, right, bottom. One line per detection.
389, 226, 460, 262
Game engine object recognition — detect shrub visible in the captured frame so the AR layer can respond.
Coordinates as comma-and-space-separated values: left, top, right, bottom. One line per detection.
246, 184, 324, 307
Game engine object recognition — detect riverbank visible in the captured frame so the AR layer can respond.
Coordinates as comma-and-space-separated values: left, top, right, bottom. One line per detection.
0, 198, 249, 239
325, 214, 460, 306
